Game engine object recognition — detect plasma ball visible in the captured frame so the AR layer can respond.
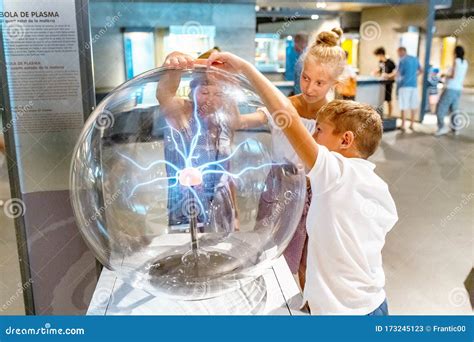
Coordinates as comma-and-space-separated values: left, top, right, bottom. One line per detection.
70, 67, 307, 300
178, 167, 203, 187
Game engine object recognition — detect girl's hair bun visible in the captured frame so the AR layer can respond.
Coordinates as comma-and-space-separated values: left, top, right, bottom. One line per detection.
315, 28, 343, 47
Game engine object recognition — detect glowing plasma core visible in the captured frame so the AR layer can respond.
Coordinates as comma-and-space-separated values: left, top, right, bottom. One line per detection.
178, 167, 203, 186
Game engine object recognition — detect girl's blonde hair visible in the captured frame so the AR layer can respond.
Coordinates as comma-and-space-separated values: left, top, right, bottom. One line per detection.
304, 28, 347, 81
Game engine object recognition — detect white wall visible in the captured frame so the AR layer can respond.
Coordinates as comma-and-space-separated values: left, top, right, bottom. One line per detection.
435, 18, 474, 88
258, 18, 341, 44
359, 4, 428, 76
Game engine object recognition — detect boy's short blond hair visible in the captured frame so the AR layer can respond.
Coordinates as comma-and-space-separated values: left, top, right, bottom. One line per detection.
317, 100, 383, 158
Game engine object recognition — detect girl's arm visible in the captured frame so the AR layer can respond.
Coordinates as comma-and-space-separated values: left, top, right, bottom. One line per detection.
157, 52, 268, 131
156, 69, 182, 106
208, 52, 318, 169
156, 52, 194, 105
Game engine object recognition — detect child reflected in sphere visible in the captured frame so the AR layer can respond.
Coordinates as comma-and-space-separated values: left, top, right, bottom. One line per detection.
156, 54, 240, 233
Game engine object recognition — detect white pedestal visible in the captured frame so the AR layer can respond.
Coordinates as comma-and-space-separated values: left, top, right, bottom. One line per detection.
87, 256, 308, 315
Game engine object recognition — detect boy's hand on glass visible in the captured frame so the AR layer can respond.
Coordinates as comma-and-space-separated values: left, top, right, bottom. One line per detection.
163, 51, 195, 69
206, 51, 248, 74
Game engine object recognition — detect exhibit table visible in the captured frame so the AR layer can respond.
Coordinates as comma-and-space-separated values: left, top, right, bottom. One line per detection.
356, 75, 397, 131
356, 75, 391, 107
87, 256, 308, 315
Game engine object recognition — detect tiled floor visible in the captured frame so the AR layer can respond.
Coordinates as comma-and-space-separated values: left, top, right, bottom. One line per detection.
373, 89, 473, 314
0, 90, 472, 315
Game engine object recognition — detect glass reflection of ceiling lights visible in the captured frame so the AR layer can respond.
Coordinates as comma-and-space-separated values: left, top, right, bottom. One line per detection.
164, 25, 216, 59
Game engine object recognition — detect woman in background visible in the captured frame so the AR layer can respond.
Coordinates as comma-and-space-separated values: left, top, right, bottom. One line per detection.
435, 46, 469, 136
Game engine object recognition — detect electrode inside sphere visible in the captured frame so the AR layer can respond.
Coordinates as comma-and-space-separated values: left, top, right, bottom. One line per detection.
178, 167, 203, 186
70, 67, 306, 300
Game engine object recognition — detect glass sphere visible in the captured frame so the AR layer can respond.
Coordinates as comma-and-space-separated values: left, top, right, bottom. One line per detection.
70, 66, 306, 300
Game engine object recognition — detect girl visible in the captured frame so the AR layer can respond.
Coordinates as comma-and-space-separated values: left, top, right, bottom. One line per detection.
251, 28, 347, 288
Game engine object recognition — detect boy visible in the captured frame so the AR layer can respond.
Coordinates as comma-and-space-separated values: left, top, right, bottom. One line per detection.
372, 47, 396, 117
206, 51, 399, 315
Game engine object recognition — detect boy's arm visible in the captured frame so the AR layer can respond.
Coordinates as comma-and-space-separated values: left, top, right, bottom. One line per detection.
207, 52, 318, 169
371, 67, 381, 76
240, 61, 318, 169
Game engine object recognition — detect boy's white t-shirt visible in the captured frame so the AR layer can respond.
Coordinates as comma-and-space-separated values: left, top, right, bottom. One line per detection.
261, 107, 316, 165
305, 145, 398, 315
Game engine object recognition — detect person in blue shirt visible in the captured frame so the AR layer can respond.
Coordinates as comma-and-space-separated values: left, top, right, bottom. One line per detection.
396, 47, 422, 131
426, 65, 441, 115
286, 32, 308, 95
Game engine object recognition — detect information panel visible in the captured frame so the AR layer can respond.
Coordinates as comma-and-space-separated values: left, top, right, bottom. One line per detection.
0, 0, 97, 315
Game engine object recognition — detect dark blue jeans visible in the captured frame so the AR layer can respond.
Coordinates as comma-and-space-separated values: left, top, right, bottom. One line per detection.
368, 299, 389, 316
